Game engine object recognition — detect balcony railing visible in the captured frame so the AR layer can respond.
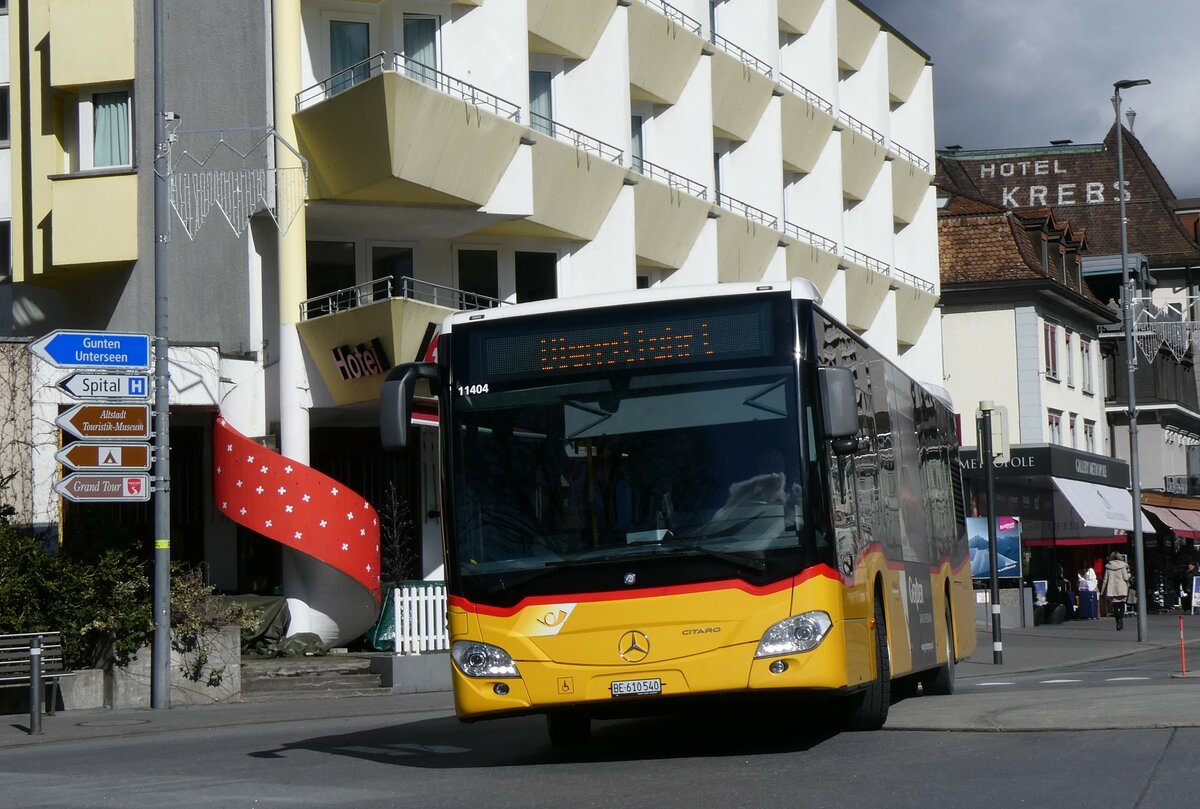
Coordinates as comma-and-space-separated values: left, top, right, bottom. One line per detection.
843, 247, 888, 274
633, 156, 707, 199
890, 140, 931, 173
783, 221, 837, 253
529, 112, 624, 163
777, 74, 833, 116
837, 111, 886, 147
709, 32, 773, 79
300, 276, 505, 321
638, 0, 702, 35
296, 52, 522, 122
716, 192, 778, 229
890, 266, 935, 294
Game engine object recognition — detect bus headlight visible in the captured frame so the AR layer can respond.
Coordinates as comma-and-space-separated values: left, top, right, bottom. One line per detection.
451, 641, 521, 678
754, 611, 833, 658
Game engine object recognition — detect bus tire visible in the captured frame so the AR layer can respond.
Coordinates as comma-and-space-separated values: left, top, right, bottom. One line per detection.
546, 712, 590, 746
846, 596, 890, 730
920, 603, 956, 696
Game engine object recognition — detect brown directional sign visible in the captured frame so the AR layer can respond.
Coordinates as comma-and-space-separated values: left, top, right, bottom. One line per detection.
54, 473, 152, 503
55, 403, 151, 441
55, 442, 151, 472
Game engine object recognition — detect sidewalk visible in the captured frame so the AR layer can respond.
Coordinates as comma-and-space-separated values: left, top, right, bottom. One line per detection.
3, 612, 1198, 747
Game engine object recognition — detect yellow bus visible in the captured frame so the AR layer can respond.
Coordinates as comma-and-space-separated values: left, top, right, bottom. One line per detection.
382, 280, 975, 744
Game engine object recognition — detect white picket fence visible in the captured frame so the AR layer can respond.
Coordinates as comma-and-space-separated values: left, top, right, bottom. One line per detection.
393, 581, 449, 655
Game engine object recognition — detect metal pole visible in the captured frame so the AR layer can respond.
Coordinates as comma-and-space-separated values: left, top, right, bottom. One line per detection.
28, 636, 43, 735
151, 0, 173, 707
1114, 80, 1149, 642
979, 402, 1003, 664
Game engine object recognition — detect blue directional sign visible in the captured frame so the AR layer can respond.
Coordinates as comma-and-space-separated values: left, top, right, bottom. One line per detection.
29, 330, 151, 370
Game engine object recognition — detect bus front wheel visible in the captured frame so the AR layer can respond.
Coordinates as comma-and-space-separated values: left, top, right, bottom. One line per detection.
845, 597, 890, 731
546, 712, 591, 746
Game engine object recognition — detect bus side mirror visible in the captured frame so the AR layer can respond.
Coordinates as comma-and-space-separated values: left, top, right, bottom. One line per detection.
381, 362, 443, 450
819, 366, 859, 455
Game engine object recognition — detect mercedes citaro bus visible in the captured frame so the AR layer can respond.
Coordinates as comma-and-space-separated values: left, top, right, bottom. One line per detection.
381, 280, 974, 744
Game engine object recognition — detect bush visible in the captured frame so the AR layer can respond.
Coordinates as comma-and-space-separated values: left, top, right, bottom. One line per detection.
170, 565, 260, 685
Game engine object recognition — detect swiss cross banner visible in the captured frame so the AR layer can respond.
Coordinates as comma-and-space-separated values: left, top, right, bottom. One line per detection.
213, 416, 381, 602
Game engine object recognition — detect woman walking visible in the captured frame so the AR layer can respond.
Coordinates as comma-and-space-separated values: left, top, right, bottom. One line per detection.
1100, 551, 1132, 631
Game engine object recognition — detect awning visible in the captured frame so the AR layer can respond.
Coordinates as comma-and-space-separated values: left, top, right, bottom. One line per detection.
1169, 508, 1200, 537
411, 401, 439, 428
1024, 536, 1128, 547
1051, 477, 1155, 534
1142, 505, 1200, 539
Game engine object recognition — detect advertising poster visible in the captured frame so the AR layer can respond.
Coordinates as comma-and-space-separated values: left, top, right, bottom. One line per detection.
967, 516, 1021, 579
1033, 579, 1048, 605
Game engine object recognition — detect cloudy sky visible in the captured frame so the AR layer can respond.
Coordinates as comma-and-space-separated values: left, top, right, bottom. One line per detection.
860, 0, 1200, 198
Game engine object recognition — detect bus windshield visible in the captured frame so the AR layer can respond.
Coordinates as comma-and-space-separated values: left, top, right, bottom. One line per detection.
447, 363, 814, 601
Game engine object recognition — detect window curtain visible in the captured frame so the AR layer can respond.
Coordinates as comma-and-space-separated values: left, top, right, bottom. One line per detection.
330, 20, 370, 92
93, 91, 130, 168
529, 71, 553, 136
403, 16, 438, 87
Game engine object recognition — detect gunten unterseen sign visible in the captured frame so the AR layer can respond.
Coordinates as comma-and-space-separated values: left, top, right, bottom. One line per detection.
29, 330, 151, 370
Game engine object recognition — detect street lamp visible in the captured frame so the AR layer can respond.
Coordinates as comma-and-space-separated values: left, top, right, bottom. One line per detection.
1113, 77, 1150, 641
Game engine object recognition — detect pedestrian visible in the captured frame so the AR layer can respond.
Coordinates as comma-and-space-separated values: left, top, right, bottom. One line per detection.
1100, 551, 1132, 630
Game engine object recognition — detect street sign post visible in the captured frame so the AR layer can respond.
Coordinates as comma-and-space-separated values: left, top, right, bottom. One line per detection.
30, 330, 151, 370
53, 473, 152, 503
55, 442, 152, 472
57, 372, 151, 401
55, 404, 152, 441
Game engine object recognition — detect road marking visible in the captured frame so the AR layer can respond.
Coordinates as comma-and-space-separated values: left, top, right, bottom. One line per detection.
975, 682, 1015, 687
1040, 679, 1082, 684
1106, 676, 1151, 682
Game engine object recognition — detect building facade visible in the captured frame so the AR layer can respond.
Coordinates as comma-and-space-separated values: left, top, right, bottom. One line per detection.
4, 0, 943, 644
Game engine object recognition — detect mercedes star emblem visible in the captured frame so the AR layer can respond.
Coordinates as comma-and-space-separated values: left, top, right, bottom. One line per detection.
618, 630, 650, 663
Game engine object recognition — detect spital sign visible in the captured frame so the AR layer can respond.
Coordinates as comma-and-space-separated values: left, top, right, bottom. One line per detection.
55, 403, 151, 441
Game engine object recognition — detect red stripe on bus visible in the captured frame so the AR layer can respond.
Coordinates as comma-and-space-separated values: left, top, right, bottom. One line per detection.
450, 564, 842, 617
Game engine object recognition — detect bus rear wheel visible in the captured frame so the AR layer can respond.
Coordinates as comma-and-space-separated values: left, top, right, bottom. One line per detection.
846, 597, 890, 730
546, 712, 591, 746
920, 604, 955, 696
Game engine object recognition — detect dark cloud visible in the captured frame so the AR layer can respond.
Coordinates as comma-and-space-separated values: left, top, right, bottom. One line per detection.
861, 0, 1200, 198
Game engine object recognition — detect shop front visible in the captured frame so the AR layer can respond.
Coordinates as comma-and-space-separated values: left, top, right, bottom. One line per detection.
959, 443, 1153, 619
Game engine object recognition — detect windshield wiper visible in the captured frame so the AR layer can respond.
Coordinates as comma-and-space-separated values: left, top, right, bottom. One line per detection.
481, 564, 562, 595
660, 534, 767, 574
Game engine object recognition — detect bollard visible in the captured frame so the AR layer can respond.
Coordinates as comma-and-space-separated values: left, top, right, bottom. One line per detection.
1181, 615, 1188, 677
28, 635, 43, 736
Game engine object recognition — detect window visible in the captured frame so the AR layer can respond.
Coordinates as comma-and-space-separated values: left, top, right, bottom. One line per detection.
306, 241, 356, 314
1069, 414, 1078, 448
403, 14, 438, 87
1065, 331, 1075, 387
1081, 338, 1094, 394
329, 19, 372, 92
515, 252, 557, 303
371, 245, 414, 300
529, 70, 553, 136
79, 90, 131, 169
631, 115, 644, 173
0, 221, 10, 281
1043, 323, 1059, 380
457, 249, 499, 307
1048, 410, 1063, 445
1084, 420, 1096, 453
0, 86, 9, 146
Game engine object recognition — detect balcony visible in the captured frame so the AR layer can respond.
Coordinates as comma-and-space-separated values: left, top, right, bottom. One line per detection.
631, 158, 709, 269
709, 33, 775, 142
886, 32, 926, 105
839, 112, 887, 201
840, 247, 890, 330
714, 193, 782, 283
297, 277, 502, 407
891, 266, 938, 346
836, 0, 880, 73
783, 221, 840, 294
890, 141, 933, 225
779, 74, 836, 174
49, 0, 134, 88
778, 0, 822, 35
528, 0, 618, 59
294, 54, 526, 207
50, 170, 138, 267
628, 0, 705, 105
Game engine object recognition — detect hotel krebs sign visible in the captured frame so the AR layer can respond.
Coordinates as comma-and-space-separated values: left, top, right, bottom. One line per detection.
959, 445, 1128, 488
974, 158, 1130, 210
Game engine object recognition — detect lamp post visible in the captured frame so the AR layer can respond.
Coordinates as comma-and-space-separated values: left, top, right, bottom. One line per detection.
1113, 77, 1150, 642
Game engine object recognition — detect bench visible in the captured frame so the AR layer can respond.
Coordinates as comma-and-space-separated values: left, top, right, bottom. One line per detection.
0, 632, 73, 715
